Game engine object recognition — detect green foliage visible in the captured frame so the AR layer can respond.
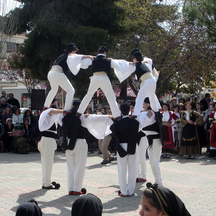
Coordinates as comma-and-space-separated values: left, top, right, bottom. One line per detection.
6, 0, 126, 85
183, 0, 216, 42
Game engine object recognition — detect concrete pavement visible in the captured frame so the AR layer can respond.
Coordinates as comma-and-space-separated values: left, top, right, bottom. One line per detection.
0, 149, 216, 216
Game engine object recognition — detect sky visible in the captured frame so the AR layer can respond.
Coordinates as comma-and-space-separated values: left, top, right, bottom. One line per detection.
0, 0, 21, 16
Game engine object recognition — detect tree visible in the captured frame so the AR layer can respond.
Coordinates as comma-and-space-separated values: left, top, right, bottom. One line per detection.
0, 0, 20, 67
183, 0, 216, 42
110, 0, 182, 97
112, 0, 216, 97
6, 0, 126, 81
1, 52, 40, 93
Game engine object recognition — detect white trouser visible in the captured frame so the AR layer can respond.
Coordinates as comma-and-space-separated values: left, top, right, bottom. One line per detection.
148, 139, 163, 186
44, 69, 75, 110
117, 145, 138, 196
77, 74, 121, 118
133, 77, 161, 115
66, 139, 88, 192
138, 136, 148, 179
38, 136, 57, 187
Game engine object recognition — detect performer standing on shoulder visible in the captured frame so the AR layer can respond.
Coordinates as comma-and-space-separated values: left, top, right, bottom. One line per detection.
76, 46, 122, 119
110, 102, 139, 197
43, 43, 93, 115
130, 51, 161, 117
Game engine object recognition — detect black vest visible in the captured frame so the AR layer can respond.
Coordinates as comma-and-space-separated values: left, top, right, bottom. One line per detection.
135, 62, 151, 80
53, 52, 70, 75
92, 55, 111, 76
41, 123, 57, 139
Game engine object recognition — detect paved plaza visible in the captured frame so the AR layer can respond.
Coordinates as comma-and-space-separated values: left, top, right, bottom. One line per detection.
0, 149, 216, 216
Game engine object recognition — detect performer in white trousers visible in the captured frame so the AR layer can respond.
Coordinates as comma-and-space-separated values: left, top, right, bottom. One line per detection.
38, 107, 63, 189
137, 135, 148, 182
130, 51, 161, 116
77, 46, 128, 119
66, 139, 87, 195
62, 100, 88, 195
43, 43, 93, 114
137, 97, 163, 186
110, 102, 139, 197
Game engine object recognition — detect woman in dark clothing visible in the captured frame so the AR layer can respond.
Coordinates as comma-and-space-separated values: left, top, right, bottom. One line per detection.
23, 118, 36, 151
24, 109, 36, 128
71, 193, 103, 216
3, 118, 14, 152
139, 182, 191, 216
179, 102, 203, 159
1, 107, 12, 125
16, 199, 42, 216
195, 102, 207, 151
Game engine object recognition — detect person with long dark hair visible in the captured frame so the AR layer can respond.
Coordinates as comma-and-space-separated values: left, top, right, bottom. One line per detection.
179, 102, 203, 159
139, 183, 191, 216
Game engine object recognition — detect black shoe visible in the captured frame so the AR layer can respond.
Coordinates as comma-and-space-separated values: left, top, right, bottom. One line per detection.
42, 182, 60, 189
101, 160, 110, 164
186, 155, 191, 159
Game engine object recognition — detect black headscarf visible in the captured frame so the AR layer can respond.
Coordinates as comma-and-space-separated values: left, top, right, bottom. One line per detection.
145, 183, 191, 216
71, 193, 103, 216
16, 200, 42, 216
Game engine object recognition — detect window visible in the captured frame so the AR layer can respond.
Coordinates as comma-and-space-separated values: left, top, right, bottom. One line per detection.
7, 43, 22, 53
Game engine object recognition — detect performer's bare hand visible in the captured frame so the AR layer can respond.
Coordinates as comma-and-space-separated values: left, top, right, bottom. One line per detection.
109, 115, 114, 119
188, 120, 194, 125
84, 114, 90, 118
147, 110, 153, 118
157, 71, 160, 74
108, 57, 113, 60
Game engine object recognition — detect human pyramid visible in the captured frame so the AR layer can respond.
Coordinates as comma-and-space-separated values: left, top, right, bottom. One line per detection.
38, 43, 164, 198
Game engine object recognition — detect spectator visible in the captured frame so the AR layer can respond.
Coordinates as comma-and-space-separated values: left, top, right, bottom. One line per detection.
129, 100, 135, 116
0, 98, 13, 115
205, 104, 215, 156
12, 108, 24, 125
170, 96, 177, 105
71, 193, 103, 216
7, 93, 20, 109
0, 123, 4, 152
178, 97, 186, 104
94, 104, 103, 114
139, 182, 191, 216
1, 107, 12, 125
15, 199, 42, 216
209, 107, 216, 158
204, 101, 215, 118
200, 93, 211, 111
195, 102, 207, 151
179, 102, 203, 159
173, 105, 181, 153
23, 118, 36, 151
0, 91, 6, 99
23, 109, 36, 128
179, 103, 185, 111
3, 118, 13, 152
161, 103, 179, 158
104, 105, 111, 115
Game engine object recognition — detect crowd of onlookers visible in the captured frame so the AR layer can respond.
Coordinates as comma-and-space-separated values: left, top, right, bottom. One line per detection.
1, 89, 215, 158
82, 93, 216, 159
0, 91, 38, 153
